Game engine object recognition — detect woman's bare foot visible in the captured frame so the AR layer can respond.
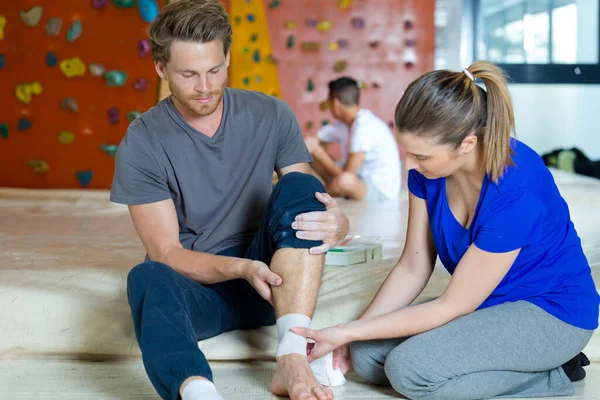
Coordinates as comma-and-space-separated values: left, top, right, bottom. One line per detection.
271, 354, 334, 400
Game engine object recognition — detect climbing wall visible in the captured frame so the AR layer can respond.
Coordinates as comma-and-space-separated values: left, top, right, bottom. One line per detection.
229, 0, 434, 135
0, 0, 164, 189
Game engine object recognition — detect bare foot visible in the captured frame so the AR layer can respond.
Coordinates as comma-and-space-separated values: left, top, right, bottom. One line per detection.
271, 354, 334, 400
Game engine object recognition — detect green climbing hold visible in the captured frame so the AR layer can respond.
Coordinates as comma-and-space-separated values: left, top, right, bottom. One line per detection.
307, 78, 314, 92
286, 35, 294, 49
322, 120, 329, 126
111, 0, 136, 8
105, 70, 128, 87
127, 111, 142, 122
269, 0, 281, 8
306, 121, 314, 130
243, 77, 251, 86
76, 171, 93, 187
250, 33, 258, 42
243, 47, 250, 54
0, 123, 8, 139
100, 144, 118, 156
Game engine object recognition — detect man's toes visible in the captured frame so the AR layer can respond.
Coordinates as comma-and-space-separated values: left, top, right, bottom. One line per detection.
313, 387, 333, 400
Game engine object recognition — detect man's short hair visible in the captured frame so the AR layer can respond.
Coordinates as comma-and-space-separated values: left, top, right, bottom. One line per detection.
328, 77, 360, 106
149, 0, 232, 65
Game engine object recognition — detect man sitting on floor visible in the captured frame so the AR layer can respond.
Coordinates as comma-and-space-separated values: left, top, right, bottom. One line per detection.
305, 77, 402, 202
110, 1, 348, 399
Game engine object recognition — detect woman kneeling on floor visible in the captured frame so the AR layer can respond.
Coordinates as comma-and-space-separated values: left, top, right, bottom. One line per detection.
292, 61, 599, 400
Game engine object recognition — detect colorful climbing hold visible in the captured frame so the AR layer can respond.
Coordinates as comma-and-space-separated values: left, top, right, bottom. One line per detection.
405, 38, 417, 47
253, 49, 260, 63
132, 78, 149, 92
20, 6, 43, 27
100, 144, 118, 157
284, 21, 296, 29
45, 17, 62, 36
92, 0, 109, 10
286, 35, 294, 49
108, 107, 120, 124
322, 120, 330, 126
17, 117, 32, 131
59, 131, 75, 144
255, 75, 263, 84
235, 16, 241, 25
111, 0, 136, 8
89, 63, 105, 77
242, 77, 251, 86
305, 121, 314, 130
372, 82, 381, 89
27, 160, 50, 173
15, 82, 42, 104
337, 39, 349, 48
246, 14, 256, 22
333, 60, 348, 73
0, 15, 6, 40
351, 17, 364, 29
138, 0, 159, 23
306, 19, 318, 28
0, 54, 5, 69
338, 0, 352, 9
45, 51, 57, 67
307, 78, 315, 92
317, 20, 333, 32
67, 20, 82, 42
301, 42, 320, 52
369, 40, 380, 49
138, 39, 151, 58
250, 33, 258, 42
61, 97, 79, 113
268, 0, 281, 9
404, 19, 414, 30
319, 101, 328, 111
127, 111, 141, 122
75, 171, 93, 187
328, 42, 339, 51
59, 57, 86, 78
266, 54, 277, 64
105, 70, 128, 87
0, 123, 8, 139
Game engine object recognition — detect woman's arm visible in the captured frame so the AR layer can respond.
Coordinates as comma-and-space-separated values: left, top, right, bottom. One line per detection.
359, 192, 438, 319
347, 244, 520, 341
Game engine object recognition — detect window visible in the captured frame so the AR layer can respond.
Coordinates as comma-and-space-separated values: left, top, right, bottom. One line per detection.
470, 0, 600, 83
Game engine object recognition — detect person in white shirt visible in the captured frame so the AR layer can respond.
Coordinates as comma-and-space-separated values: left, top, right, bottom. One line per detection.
305, 77, 402, 202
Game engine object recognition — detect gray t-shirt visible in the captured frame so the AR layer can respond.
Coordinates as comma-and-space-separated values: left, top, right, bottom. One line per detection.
110, 88, 311, 255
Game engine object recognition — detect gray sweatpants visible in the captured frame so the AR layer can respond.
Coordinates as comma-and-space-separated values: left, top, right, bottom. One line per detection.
350, 301, 593, 400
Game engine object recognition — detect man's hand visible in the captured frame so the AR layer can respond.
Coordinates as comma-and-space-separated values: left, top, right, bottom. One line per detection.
239, 260, 282, 304
292, 192, 349, 254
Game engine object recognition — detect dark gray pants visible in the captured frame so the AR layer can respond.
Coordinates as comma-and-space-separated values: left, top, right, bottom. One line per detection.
350, 301, 593, 400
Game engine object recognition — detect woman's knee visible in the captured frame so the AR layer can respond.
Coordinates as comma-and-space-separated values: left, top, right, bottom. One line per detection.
385, 344, 440, 400
350, 341, 390, 385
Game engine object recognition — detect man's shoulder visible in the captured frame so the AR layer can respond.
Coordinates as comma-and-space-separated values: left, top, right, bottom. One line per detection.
227, 88, 292, 116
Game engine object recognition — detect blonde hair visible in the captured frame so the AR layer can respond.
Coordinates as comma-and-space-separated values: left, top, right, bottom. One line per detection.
149, 0, 232, 66
394, 61, 515, 182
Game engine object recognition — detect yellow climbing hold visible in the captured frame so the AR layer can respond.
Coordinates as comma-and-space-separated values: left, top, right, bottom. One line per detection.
338, 0, 352, 9
15, 82, 42, 104
284, 21, 296, 29
0, 15, 6, 40
59, 131, 75, 144
59, 57, 86, 78
27, 160, 50, 173
328, 42, 339, 51
317, 20, 332, 32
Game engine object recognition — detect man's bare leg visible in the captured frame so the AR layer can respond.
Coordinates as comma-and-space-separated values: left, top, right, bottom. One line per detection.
327, 172, 367, 201
270, 248, 334, 400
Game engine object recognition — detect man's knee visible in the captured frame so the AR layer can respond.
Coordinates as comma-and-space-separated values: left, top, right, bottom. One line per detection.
274, 172, 325, 198
335, 172, 358, 190
127, 261, 175, 300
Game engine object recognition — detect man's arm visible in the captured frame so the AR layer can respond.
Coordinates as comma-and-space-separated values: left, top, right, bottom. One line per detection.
342, 152, 366, 175
128, 199, 280, 296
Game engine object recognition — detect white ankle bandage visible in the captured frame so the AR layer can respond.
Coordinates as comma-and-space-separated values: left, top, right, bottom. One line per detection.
310, 352, 346, 386
275, 313, 347, 387
276, 313, 311, 357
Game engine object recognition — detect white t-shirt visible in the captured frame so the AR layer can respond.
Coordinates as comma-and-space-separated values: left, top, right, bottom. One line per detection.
317, 109, 401, 200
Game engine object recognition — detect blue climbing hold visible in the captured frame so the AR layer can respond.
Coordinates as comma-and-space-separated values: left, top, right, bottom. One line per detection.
250, 33, 258, 42
247, 14, 256, 22
45, 51, 57, 67
76, 171, 93, 187
253, 49, 260, 63
0, 54, 5, 69
138, 0, 159, 23
18, 117, 32, 131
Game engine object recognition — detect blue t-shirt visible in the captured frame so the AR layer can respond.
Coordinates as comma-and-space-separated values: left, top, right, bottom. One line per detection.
408, 140, 599, 330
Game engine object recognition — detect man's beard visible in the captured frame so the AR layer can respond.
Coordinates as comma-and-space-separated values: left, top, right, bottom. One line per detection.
170, 78, 227, 117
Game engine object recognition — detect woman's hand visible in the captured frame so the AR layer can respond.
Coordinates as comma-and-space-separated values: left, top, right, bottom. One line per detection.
291, 323, 353, 363
333, 343, 352, 374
